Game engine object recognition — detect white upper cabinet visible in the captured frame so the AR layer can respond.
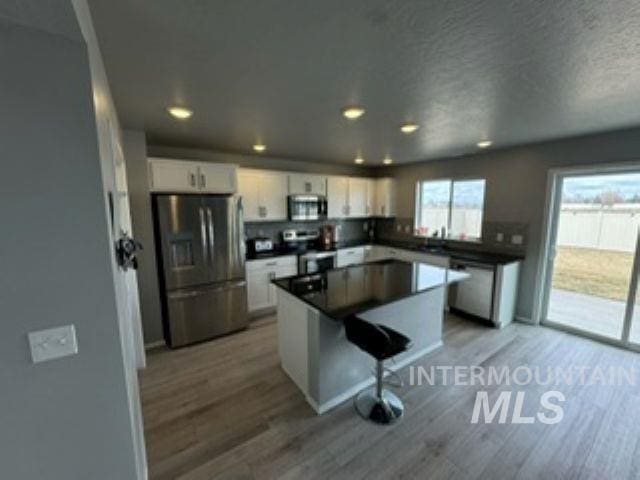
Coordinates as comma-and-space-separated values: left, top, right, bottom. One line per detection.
366, 179, 376, 216
347, 178, 368, 218
327, 176, 349, 218
375, 177, 396, 217
328, 176, 381, 218
148, 158, 199, 193
288, 173, 327, 195
148, 158, 237, 194
197, 162, 237, 193
238, 169, 288, 221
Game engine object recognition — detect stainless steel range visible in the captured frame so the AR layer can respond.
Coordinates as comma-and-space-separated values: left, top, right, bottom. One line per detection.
280, 229, 337, 274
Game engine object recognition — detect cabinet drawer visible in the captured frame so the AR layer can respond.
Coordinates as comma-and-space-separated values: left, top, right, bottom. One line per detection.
337, 247, 365, 267
246, 255, 297, 272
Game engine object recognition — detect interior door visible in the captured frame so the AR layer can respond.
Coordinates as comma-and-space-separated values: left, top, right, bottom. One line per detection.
155, 195, 210, 289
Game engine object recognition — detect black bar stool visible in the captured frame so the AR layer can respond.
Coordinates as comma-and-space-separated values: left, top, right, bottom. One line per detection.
345, 315, 412, 424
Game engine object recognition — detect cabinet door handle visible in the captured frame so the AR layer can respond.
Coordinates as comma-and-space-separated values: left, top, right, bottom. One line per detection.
200, 173, 206, 189
381, 205, 386, 216
266, 261, 277, 267
189, 172, 196, 187
304, 182, 311, 193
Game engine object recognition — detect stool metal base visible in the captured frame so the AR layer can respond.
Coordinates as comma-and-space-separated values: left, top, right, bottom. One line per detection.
354, 386, 404, 425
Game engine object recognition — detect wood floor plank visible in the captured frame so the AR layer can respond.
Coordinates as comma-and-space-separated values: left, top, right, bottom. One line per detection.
140, 314, 639, 479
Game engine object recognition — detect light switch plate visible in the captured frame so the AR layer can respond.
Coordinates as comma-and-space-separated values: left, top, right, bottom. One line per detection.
496, 232, 504, 242
511, 234, 524, 245
28, 325, 78, 364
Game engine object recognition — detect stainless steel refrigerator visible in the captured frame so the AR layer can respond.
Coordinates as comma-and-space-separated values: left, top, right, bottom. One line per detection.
153, 194, 248, 347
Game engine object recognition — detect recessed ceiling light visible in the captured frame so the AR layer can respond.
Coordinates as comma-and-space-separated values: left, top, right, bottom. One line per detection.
477, 140, 492, 148
383, 157, 393, 165
253, 143, 266, 153
342, 106, 365, 120
400, 123, 419, 134
167, 106, 193, 119
354, 156, 364, 164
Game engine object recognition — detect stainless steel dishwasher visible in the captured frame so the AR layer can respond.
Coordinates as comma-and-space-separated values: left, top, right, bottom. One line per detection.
448, 260, 496, 323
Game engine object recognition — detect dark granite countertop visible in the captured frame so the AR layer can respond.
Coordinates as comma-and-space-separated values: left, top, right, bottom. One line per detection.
272, 259, 468, 321
373, 239, 524, 265
247, 239, 523, 265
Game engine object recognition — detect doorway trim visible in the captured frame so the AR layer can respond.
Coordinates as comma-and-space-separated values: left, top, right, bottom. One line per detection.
536, 161, 640, 351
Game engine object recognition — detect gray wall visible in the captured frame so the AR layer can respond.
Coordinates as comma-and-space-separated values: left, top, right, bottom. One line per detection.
384, 127, 640, 322
0, 11, 138, 480
123, 131, 164, 344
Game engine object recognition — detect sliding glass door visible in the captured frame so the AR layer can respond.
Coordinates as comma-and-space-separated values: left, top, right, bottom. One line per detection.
543, 169, 640, 348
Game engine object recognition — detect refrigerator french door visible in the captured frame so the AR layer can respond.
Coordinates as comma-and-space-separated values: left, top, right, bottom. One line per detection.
154, 194, 248, 347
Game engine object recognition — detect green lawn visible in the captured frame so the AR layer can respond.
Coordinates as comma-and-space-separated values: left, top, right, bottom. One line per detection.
552, 246, 634, 301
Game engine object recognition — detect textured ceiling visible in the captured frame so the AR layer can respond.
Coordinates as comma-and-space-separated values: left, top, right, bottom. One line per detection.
89, 0, 640, 165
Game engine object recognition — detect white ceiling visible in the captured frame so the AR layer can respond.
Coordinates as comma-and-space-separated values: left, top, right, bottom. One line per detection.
89, 0, 640, 165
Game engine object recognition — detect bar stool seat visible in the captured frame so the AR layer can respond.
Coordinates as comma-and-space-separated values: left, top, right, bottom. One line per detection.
345, 315, 412, 424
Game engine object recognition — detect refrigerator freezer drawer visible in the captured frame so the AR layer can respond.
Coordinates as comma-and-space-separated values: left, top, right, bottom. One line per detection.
166, 280, 248, 347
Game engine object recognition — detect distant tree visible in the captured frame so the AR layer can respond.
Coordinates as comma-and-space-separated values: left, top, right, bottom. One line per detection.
599, 189, 624, 206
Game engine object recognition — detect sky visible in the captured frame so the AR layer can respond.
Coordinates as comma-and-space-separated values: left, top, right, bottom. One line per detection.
562, 173, 640, 201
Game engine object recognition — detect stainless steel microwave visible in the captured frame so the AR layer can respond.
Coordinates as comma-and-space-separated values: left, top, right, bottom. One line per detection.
287, 195, 327, 221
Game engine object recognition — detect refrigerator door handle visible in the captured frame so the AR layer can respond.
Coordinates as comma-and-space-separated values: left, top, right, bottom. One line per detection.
199, 207, 208, 266
207, 207, 215, 261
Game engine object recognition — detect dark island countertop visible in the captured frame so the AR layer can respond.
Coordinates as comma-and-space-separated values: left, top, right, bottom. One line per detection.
272, 259, 468, 321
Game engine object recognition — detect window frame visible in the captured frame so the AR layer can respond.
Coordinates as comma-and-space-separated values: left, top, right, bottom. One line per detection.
414, 177, 486, 242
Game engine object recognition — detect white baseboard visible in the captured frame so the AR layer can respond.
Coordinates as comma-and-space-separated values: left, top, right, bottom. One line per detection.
311, 341, 444, 415
144, 340, 165, 350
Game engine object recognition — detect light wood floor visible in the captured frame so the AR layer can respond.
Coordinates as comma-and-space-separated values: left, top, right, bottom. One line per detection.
140, 315, 640, 479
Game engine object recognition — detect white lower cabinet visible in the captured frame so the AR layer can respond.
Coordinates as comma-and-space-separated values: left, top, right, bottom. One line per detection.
246, 256, 297, 312
336, 247, 365, 267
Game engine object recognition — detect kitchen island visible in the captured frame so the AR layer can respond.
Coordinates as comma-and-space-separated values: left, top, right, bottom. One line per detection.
272, 259, 469, 414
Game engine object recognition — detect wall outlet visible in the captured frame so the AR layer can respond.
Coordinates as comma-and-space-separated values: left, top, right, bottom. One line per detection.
28, 325, 78, 364
511, 234, 523, 245
496, 232, 504, 242
404, 225, 411, 233
396, 224, 402, 232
